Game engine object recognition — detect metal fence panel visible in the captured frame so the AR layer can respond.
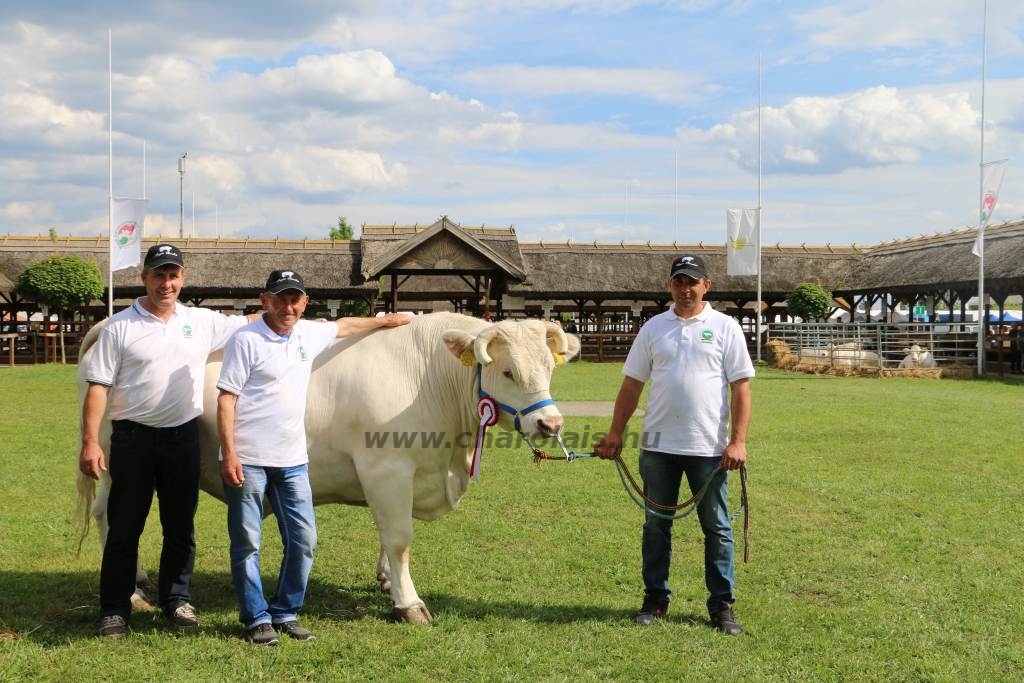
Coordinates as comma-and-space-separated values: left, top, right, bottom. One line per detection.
765, 322, 979, 371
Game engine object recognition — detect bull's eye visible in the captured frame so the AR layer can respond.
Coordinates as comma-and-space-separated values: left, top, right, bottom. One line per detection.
502, 370, 513, 380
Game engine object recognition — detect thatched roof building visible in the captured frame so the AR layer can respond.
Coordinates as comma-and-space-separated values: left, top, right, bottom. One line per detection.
3, 217, 1024, 321
513, 242, 857, 304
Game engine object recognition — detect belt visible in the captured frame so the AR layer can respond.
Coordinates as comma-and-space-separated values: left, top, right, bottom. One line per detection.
112, 418, 198, 436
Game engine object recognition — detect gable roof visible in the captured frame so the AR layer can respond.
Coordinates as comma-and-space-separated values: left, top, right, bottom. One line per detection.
359, 216, 527, 281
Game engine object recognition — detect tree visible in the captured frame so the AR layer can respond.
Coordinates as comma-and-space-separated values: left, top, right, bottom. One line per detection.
787, 282, 833, 322
328, 216, 354, 240
16, 255, 104, 364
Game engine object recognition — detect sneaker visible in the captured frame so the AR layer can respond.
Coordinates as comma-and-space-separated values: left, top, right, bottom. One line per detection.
98, 614, 128, 639
710, 604, 743, 635
633, 597, 668, 626
275, 620, 315, 641
246, 622, 280, 646
166, 602, 199, 629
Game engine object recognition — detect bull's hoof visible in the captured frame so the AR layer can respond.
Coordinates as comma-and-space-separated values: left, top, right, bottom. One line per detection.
391, 604, 433, 625
377, 573, 392, 594
130, 591, 157, 613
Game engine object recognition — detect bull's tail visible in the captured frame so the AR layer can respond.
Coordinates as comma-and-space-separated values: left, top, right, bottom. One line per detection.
76, 469, 96, 556
75, 320, 105, 556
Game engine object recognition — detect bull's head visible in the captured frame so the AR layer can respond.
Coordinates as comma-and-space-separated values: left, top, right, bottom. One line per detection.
442, 320, 581, 438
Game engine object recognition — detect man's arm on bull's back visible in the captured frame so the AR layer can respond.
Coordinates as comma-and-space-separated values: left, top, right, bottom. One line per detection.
80, 383, 110, 480
720, 378, 751, 470
333, 312, 410, 338
217, 390, 244, 487
595, 376, 645, 460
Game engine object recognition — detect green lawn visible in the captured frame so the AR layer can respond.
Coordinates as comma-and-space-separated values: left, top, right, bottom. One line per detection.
1, 363, 1022, 681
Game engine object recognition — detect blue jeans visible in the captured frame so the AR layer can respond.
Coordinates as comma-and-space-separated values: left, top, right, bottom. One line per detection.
224, 464, 317, 629
638, 449, 735, 614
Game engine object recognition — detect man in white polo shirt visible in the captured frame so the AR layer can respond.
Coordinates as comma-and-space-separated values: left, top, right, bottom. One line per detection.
81, 243, 253, 639
216, 270, 408, 645
595, 254, 754, 635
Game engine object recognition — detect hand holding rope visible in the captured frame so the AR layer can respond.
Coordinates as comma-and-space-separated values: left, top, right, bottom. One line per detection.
531, 434, 750, 563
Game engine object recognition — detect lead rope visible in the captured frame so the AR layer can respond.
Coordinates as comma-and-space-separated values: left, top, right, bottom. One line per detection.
531, 445, 750, 563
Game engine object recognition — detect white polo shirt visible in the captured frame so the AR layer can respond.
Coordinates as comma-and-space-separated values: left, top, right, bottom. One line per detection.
86, 300, 248, 428
217, 317, 339, 468
622, 303, 755, 457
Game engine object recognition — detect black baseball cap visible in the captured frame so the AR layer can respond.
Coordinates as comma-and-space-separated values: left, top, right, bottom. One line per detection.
669, 254, 707, 280
144, 244, 184, 269
265, 270, 306, 294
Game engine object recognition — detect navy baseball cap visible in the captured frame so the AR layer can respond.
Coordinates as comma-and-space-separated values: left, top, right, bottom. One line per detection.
669, 254, 707, 280
265, 270, 306, 294
144, 244, 184, 269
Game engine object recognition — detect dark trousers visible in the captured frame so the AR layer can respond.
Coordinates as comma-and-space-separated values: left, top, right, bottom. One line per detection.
100, 419, 200, 618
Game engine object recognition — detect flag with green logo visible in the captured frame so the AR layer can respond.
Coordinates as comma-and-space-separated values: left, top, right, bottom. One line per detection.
972, 159, 1007, 257
111, 198, 147, 271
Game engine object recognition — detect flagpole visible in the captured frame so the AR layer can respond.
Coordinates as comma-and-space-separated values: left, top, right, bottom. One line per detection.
976, 0, 987, 377
755, 52, 763, 363
674, 147, 678, 241
107, 28, 114, 318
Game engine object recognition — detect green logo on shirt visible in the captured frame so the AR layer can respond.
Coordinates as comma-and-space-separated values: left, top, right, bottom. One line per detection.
700, 329, 714, 344
299, 345, 307, 361
182, 324, 193, 338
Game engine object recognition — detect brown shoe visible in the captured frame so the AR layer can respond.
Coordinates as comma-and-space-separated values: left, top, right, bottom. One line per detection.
634, 597, 668, 626
710, 604, 742, 635
245, 622, 280, 646
165, 602, 199, 629
275, 620, 315, 641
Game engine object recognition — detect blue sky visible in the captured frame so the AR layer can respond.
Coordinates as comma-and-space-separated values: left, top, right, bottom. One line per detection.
1, 0, 1022, 246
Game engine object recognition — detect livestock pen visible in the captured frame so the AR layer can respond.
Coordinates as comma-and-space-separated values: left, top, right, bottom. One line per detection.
764, 322, 985, 373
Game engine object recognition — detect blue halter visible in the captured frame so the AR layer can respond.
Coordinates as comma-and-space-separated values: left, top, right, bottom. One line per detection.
476, 364, 556, 433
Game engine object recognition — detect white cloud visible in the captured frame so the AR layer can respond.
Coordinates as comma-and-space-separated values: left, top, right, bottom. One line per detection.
0, 91, 104, 147
0, 200, 57, 224
457, 64, 711, 103
795, 0, 1024, 53
256, 50, 418, 104
438, 112, 523, 150
253, 147, 408, 195
698, 85, 979, 174
449, 0, 721, 14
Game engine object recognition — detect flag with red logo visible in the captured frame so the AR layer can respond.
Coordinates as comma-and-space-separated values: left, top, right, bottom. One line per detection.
972, 159, 1007, 257
110, 198, 147, 271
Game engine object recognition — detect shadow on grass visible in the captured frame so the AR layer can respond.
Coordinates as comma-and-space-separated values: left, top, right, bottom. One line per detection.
0, 570, 707, 645
412, 592, 709, 627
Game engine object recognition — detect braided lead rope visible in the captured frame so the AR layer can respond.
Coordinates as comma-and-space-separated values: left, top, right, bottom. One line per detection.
532, 446, 750, 562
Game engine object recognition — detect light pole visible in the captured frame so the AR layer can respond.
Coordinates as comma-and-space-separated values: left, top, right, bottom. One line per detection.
178, 152, 187, 238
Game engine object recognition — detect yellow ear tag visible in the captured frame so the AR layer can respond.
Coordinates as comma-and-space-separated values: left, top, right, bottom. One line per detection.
460, 349, 475, 367
552, 352, 566, 366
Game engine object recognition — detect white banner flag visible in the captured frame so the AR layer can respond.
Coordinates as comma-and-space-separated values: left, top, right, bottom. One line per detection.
726, 208, 760, 276
972, 159, 1008, 257
110, 198, 147, 271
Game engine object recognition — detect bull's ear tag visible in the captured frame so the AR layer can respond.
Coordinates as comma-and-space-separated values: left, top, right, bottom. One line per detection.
460, 349, 475, 367
471, 397, 499, 481
552, 352, 566, 366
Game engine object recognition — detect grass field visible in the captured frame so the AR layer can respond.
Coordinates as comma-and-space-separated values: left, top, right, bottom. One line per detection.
1, 362, 1022, 681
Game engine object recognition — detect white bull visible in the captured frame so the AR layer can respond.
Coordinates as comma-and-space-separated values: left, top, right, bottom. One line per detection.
77, 312, 580, 624
828, 342, 880, 368
898, 344, 937, 369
